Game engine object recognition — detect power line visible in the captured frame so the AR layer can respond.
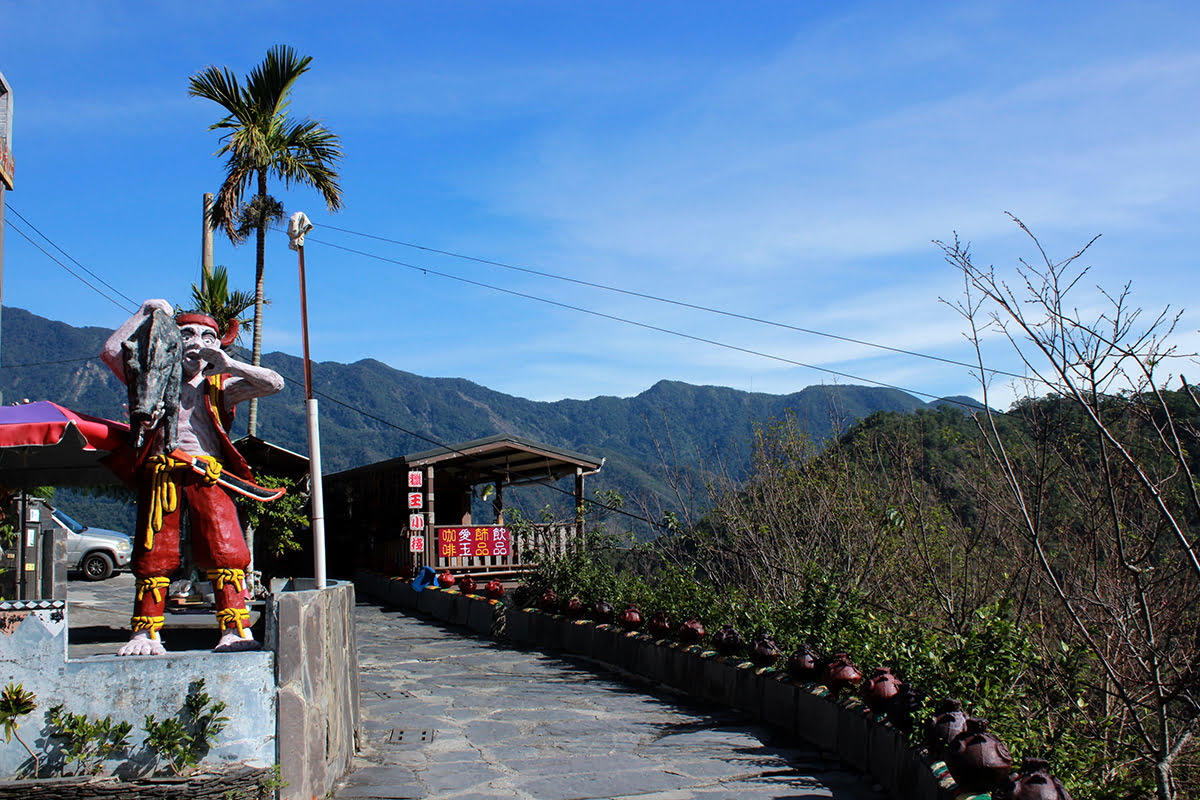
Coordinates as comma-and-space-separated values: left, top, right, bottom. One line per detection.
4, 202, 989, 411
307, 236, 980, 408
2, 356, 97, 368
5, 218, 136, 313
317, 222, 1026, 381
6, 205, 140, 309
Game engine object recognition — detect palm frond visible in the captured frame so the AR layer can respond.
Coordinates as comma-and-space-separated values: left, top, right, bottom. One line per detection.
209, 156, 257, 241
246, 45, 312, 120
190, 265, 255, 347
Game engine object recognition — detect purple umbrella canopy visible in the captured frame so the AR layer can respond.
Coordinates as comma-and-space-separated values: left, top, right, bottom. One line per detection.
0, 401, 130, 488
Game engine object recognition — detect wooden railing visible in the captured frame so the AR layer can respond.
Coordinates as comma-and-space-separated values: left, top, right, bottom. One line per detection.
386, 523, 579, 577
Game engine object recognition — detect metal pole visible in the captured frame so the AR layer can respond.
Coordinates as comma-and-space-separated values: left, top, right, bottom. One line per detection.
289, 212, 325, 588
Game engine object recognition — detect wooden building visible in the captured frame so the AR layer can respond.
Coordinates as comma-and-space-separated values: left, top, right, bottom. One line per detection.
323, 434, 604, 578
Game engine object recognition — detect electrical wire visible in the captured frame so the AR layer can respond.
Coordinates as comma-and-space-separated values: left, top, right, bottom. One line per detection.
306, 236, 983, 408
2, 356, 97, 368
6, 206, 140, 309
317, 222, 1026, 381
5, 218, 136, 313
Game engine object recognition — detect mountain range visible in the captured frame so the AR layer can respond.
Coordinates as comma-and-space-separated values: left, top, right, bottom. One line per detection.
0, 306, 972, 529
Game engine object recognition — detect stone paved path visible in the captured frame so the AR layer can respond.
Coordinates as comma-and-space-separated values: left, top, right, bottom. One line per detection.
333, 600, 887, 800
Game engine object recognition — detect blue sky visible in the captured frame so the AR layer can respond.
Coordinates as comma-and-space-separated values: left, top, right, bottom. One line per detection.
1, 1, 1197, 406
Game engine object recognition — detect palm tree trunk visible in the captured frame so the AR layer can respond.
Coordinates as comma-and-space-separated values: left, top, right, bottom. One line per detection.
247, 170, 268, 437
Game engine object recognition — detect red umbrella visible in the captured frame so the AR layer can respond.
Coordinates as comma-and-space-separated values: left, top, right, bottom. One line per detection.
0, 401, 130, 488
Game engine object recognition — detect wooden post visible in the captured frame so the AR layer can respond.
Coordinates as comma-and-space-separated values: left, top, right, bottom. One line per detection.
575, 467, 585, 550
202, 193, 213, 280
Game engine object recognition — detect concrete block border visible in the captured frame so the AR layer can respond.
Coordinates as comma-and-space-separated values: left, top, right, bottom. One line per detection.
355, 571, 967, 800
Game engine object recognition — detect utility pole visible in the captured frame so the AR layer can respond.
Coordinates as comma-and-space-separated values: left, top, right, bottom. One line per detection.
0, 70, 15, 403
287, 211, 326, 588
202, 192, 214, 281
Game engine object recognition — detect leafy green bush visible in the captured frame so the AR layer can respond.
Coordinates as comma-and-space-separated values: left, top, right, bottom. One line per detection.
0, 682, 38, 776
143, 678, 229, 775
46, 704, 132, 776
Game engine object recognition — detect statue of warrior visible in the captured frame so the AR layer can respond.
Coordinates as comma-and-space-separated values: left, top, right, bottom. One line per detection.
101, 299, 285, 655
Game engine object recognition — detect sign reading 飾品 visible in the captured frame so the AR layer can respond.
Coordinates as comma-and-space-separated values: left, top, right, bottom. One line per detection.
436, 526, 510, 560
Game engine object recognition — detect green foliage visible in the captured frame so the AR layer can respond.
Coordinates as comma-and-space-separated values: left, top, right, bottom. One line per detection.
143, 678, 229, 775
46, 704, 132, 776
0, 682, 35, 742
236, 472, 308, 561
189, 264, 255, 347
0, 682, 38, 776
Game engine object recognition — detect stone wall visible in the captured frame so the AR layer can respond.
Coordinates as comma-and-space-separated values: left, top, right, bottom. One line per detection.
0, 579, 361, 800
355, 570, 959, 800
0, 600, 275, 778
267, 579, 360, 800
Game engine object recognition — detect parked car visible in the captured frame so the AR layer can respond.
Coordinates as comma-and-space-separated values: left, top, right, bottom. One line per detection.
51, 508, 133, 581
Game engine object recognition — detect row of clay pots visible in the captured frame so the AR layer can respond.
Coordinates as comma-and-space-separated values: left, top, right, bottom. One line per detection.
521, 596, 1071, 799
393, 564, 508, 601
431, 571, 506, 600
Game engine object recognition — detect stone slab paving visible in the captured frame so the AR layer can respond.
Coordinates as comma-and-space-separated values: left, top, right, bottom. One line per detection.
334, 601, 888, 800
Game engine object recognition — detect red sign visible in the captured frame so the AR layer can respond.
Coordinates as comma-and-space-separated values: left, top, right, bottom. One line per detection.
407, 492, 423, 509
407, 470, 423, 488
0, 144, 12, 190
409, 534, 425, 553
409, 513, 425, 530
436, 526, 510, 559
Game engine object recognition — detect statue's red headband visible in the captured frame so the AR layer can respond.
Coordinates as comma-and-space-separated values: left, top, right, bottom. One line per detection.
175, 313, 239, 348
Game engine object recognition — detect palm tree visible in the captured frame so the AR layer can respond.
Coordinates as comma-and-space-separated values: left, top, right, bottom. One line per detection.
189, 264, 256, 349
188, 45, 343, 435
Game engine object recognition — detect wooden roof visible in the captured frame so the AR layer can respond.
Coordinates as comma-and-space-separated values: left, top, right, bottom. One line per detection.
233, 436, 310, 478
327, 434, 603, 488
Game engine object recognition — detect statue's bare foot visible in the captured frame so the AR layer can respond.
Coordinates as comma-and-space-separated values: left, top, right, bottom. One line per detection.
214, 630, 261, 652
117, 631, 166, 656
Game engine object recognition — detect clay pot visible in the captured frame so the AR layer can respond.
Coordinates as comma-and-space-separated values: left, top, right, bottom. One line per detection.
483, 580, 505, 600
537, 590, 559, 612
711, 625, 744, 657
564, 596, 586, 618
436, 571, 456, 589
748, 632, 781, 668
593, 599, 614, 623
884, 682, 923, 733
924, 698, 969, 756
647, 611, 672, 639
821, 652, 863, 696
678, 618, 706, 645
993, 758, 1073, 800
786, 643, 822, 683
861, 666, 902, 713
618, 605, 644, 630
944, 717, 1014, 793
456, 575, 478, 594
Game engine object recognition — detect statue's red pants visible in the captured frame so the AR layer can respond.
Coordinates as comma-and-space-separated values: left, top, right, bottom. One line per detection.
132, 469, 250, 624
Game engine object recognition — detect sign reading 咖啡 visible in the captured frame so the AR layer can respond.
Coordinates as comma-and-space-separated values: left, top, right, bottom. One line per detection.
436, 526, 510, 560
